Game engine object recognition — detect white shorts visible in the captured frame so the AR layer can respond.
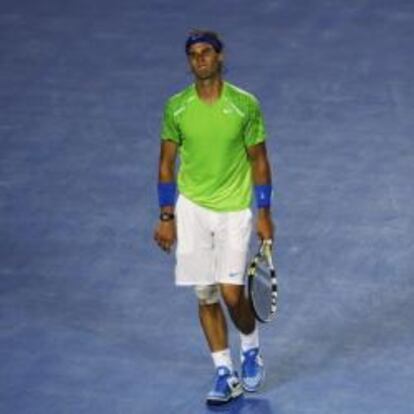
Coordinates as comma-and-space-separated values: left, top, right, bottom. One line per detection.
175, 194, 253, 286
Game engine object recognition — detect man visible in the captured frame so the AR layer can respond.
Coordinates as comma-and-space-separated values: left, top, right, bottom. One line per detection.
154, 30, 274, 406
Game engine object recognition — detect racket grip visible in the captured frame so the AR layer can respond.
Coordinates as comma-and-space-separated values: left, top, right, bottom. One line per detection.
262, 239, 273, 248
260, 239, 273, 255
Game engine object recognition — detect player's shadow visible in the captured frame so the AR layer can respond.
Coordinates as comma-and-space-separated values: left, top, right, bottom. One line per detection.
204, 396, 275, 414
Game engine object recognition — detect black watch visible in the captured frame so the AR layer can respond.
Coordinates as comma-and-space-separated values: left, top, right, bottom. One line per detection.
159, 212, 175, 222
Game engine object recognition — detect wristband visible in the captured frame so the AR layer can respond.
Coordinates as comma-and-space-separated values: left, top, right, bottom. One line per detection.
254, 184, 272, 208
158, 182, 177, 207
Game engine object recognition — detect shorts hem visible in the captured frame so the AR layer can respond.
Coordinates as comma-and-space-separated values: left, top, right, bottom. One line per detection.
175, 280, 245, 286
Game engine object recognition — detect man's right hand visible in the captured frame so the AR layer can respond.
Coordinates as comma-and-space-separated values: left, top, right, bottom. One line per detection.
154, 220, 176, 253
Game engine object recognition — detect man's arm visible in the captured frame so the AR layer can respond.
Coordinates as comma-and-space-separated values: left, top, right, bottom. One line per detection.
154, 140, 178, 252
247, 142, 274, 241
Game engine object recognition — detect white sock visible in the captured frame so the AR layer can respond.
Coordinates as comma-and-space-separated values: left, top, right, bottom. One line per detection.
211, 348, 233, 371
240, 324, 259, 353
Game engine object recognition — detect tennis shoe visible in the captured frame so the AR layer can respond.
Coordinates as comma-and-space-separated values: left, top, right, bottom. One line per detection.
241, 347, 265, 392
206, 366, 243, 406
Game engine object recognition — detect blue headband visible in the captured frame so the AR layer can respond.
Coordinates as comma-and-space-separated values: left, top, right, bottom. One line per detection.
185, 33, 223, 54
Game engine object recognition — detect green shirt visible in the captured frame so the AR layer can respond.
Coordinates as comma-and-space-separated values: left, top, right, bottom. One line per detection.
161, 81, 266, 211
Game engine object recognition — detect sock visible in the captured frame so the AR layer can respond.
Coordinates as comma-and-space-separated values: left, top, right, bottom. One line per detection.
240, 324, 259, 353
211, 348, 233, 371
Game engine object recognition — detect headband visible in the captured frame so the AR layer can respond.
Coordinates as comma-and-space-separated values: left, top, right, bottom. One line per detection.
185, 33, 223, 54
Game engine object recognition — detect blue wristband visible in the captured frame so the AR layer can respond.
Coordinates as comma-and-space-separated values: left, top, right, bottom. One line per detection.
254, 184, 272, 208
158, 182, 177, 207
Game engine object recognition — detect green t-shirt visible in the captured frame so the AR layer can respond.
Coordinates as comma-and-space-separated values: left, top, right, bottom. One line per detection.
161, 81, 266, 212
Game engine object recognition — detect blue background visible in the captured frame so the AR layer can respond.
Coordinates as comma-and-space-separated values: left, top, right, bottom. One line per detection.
1, 0, 413, 413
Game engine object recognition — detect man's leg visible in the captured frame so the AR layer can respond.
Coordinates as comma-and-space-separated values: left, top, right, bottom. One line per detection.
220, 283, 264, 392
219, 284, 255, 334
195, 285, 232, 366
195, 285, 243, 405
198, 303, 228, 352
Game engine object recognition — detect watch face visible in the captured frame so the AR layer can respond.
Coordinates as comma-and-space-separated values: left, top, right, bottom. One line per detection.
160, 212, 174, 221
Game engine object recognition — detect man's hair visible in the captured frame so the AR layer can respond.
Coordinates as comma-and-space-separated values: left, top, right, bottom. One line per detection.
185, 29, 224, 55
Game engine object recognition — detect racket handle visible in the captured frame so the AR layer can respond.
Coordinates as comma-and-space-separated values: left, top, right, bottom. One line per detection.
260, 239, 273, 255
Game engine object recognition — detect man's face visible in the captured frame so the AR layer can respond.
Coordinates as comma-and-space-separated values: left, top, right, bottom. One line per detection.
187, 42, 223, 80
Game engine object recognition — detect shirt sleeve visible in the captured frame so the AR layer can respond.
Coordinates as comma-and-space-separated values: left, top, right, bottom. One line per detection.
161, 99, 181, 143
244, 97, 266, 147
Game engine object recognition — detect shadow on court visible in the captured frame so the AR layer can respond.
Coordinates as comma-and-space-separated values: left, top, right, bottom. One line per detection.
204, 397, 275, 414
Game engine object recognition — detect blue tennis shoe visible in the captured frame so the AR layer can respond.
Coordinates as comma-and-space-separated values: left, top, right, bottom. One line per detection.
241, 347, 265, 392
206, 366, 243, 406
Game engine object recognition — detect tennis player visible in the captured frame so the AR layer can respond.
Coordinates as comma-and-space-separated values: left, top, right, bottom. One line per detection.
154, 29, 274, 405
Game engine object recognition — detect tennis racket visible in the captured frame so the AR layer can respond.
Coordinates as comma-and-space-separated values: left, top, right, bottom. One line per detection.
247, 239, 278, 323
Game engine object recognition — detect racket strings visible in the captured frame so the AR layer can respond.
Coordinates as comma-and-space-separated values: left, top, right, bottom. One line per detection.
248, 249, 278, 323
251, 258, 274, 321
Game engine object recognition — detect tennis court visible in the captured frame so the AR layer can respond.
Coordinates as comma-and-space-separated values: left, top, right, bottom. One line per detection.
1, 0, 413, 413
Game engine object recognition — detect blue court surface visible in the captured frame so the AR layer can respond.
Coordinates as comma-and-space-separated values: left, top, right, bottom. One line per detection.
1, 1, 413, 413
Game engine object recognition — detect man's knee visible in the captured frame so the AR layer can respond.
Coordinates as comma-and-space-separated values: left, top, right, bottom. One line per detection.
194, 284, 220, 305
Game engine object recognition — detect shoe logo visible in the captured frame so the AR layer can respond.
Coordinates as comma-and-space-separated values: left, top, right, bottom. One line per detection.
229, 272, 241, 278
